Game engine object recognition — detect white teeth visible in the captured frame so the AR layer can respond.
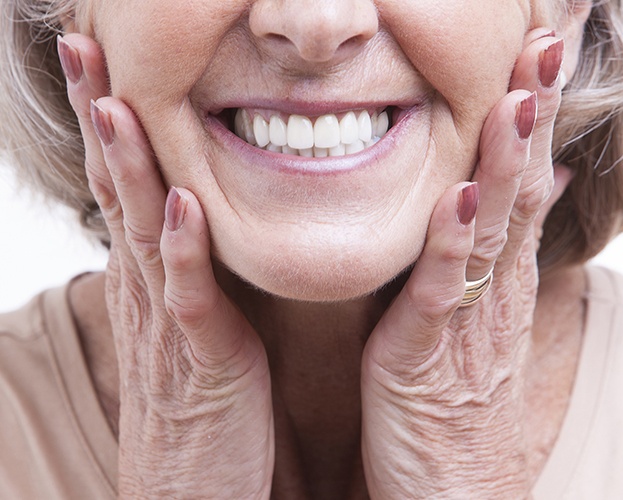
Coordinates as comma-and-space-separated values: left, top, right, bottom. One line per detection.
375, 111, 389, 138
234, 110, 244, 138
314, 147, 329, 157
266, 143, 282, 153
253, 114, 270, 148
287, 115, 314, 149
269, 115, 288, 146
314, 114, 341, 148
345, 139, 365, 155
358, 111, 372, 142
339, 112, 359, 145
282, 144, 298, 155
329, 143, 346, 157
241, 110, 257, 146
235, 108, 390, 157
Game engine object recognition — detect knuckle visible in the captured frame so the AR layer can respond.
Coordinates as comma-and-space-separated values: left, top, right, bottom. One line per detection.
473, 226, 508, 265
418, 297, 461, 328
406, 283, 461, 328
88, 182, 123, 231
162, 239, 197, 272
124, 221, 162, 268
108, 158, 145, 188
164, 288, 206, 330
68, 94, 91, 122
435, 237, 473, 264
514, 177, 553, 224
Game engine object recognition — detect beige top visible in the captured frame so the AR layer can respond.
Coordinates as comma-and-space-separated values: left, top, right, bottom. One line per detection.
0, 266, 621, 499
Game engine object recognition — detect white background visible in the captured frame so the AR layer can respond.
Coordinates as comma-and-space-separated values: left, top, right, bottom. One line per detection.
1, 167, 622, 313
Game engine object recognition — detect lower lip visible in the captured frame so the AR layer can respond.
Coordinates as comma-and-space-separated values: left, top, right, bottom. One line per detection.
205, 105, 423, 176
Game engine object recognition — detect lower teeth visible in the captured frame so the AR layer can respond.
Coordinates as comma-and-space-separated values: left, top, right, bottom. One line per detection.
260, 138, 381, 157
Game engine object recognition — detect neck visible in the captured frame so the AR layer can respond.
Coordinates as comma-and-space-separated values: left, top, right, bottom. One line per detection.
214, 265, 406, 498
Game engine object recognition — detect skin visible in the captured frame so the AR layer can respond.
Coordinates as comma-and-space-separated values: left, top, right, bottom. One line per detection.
83, 0, 535, 300
61, 0, 592, 497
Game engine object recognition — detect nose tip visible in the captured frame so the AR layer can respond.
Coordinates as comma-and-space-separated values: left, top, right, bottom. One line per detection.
249, 0, 378, 64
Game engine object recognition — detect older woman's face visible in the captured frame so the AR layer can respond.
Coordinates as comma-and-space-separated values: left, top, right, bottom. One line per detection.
86, 0, 554, 300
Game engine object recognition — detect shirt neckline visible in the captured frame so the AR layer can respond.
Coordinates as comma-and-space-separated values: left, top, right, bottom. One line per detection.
42, 280, 118, 494
532, 266, 618, 498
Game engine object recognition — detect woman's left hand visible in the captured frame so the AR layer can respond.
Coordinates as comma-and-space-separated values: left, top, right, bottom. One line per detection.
361, 32, 567, 499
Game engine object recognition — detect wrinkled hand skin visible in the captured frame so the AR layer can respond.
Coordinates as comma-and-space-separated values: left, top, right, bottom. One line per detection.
60, 34, 274, 498
59, 27, 565, 498
361, 31, 565, 499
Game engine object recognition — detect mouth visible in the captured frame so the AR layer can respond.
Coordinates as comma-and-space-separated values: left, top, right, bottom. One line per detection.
212, 106, 402, 158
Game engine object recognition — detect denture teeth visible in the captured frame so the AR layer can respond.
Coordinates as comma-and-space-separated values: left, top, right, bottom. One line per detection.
357, 111, 372, 142
266, 143, 282, 153
345, 139, 365, 155
241, 109, 256, 146
253, 114, 270, 148
234, 109, 244, 139
239, 108, 390, 158
269, 115, 288, 146
314, 147, 329, 158
329, 143, 346, 157
340, 112, 358, 145
375, 111, 389, 138
287, 115, 314, 150
314, 114, 341, 148
282, 144, 298, 155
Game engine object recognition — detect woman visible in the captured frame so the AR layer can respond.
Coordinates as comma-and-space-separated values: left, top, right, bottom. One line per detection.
1, 0, 622, 497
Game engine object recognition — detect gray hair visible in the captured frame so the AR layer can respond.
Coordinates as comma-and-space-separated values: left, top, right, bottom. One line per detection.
0, 0, 107, 244
1, 0, 622, 269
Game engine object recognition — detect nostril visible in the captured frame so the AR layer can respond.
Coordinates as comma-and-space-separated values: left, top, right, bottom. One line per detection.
338, 35, 369, 54
249, 0, 379, 65
264, 33, 291, 46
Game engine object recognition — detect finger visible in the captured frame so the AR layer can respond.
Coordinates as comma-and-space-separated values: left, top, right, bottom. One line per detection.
534, 163, 574, 240
57, 35, 113, 207
500, 37, 565, 270
90, 97, 167, 295
161, 188, 263, 366
367, 182, 478, 371
465, 90, 536, 280
511, 36, 564, 130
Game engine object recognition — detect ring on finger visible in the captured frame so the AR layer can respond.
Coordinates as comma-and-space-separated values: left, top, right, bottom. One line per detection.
460, 268, 494, 307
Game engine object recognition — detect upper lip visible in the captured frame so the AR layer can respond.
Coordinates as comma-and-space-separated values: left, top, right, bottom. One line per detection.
205, 98, 424, 117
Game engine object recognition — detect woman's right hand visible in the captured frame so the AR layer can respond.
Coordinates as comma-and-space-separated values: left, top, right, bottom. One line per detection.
58, 34, 274, 498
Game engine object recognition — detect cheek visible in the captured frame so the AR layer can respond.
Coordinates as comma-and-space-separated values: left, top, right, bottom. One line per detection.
94, 1, 250, 108
381, 0, 528, 137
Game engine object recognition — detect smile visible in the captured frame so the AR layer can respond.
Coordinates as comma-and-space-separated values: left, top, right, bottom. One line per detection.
218, 107, 396, 158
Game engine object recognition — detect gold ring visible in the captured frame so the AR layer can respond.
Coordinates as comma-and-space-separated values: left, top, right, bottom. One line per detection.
460, 269, 493, 307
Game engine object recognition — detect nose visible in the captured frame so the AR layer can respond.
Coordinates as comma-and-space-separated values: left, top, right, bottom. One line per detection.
249, 0, 379, 64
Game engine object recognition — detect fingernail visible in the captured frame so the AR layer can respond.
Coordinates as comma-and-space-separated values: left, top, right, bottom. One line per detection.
90, 100, 114, 147
165, 187, 187, 232
514, 92, 537, 140
457, 182, 479, 226
57, 35, 83, 84
538, 39, 565, 88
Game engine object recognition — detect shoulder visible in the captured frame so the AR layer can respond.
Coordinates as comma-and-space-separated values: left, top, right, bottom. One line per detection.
585, 265, 623, 306
0, 281, 118, 498
533, 266, 623, 498
0, 293, 46, 342
584, 265, 623, 340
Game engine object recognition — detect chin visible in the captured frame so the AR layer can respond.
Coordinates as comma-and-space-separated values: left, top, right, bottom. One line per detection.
214, 234, 422, 302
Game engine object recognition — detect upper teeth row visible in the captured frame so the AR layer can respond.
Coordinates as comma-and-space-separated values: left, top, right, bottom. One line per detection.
234, 109, 390, 157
